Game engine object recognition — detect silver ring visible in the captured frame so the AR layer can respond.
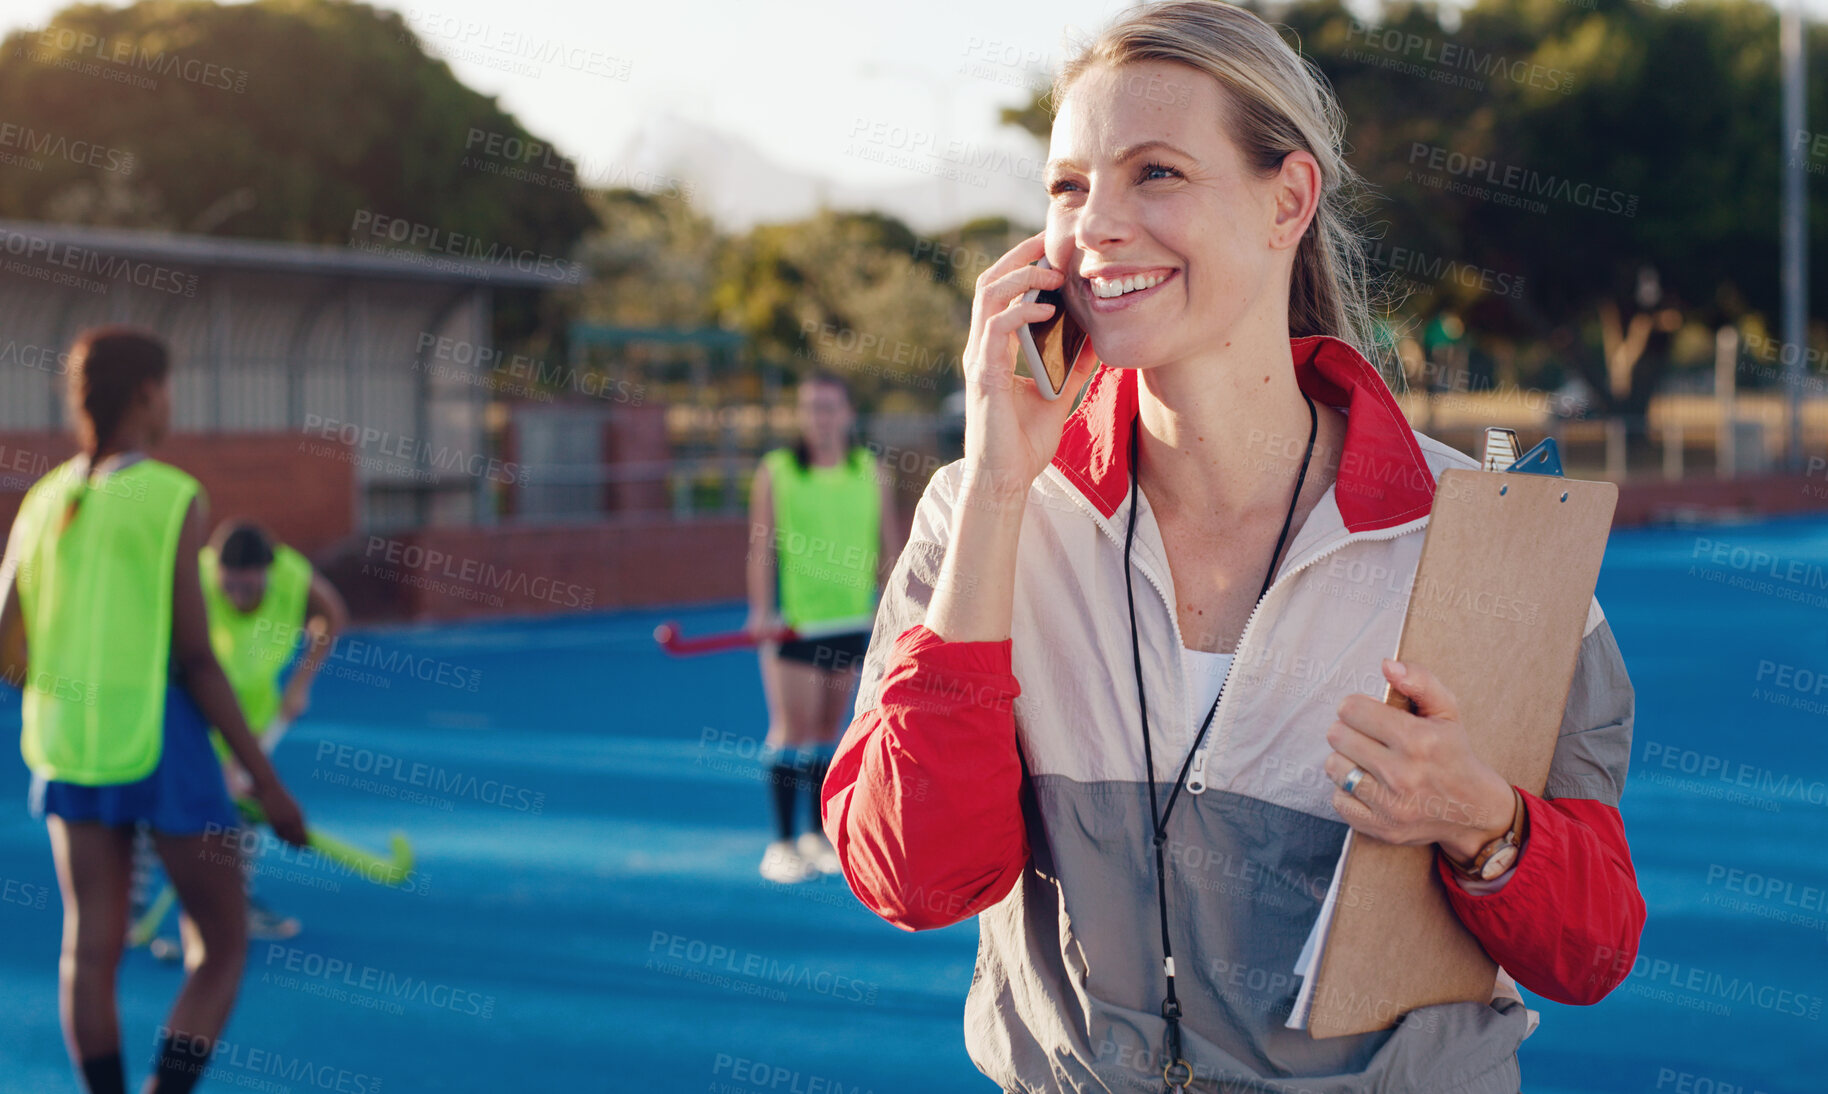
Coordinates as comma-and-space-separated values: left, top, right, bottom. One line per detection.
1341, 767, 1366, 796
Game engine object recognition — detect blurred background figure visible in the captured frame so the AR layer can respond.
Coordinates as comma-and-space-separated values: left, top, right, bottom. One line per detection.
745, 372, 901, 883
200, 520, 347, 938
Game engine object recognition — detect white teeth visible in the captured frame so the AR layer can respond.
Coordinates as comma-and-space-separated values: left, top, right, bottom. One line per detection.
1090, 272, 1167, 299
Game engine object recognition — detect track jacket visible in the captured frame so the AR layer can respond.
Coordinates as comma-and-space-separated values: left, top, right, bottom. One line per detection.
822, 335, 1645, 1093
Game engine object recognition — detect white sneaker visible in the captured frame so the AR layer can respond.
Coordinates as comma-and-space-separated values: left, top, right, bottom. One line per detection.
759, 839, 816, 884
248, 899, 302, 941
796, 831, 841, 875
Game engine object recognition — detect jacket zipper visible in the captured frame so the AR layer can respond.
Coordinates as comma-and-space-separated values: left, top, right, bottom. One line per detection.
1045, 465, 1426, 794
1189, 516, 1425, 794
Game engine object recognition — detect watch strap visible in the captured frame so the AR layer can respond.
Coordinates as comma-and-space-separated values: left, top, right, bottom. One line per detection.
1449, 786, 1526, 880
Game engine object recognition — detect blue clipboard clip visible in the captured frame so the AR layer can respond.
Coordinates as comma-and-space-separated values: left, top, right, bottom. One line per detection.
1482, 427, 1564, 478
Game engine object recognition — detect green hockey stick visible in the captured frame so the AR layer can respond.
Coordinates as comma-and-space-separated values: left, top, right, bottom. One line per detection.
128, 884, 178, 948
129, 810, 414, 952
130, 719, 416, 950
234, 798, 416, 886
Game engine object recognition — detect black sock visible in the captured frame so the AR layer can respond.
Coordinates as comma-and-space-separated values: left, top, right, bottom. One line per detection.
803, 752, 832, 828
79, 1052, 125, 1094
769, 759, 799, 842
147, 1032, 208, 1094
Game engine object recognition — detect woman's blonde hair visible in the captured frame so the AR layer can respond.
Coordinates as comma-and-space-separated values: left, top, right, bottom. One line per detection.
1053, 0, 1386, 372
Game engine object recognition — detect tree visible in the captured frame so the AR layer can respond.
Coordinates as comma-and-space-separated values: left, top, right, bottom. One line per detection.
0, 0, 596, 260
579, 189, 724, 328
710, 209, 972, 412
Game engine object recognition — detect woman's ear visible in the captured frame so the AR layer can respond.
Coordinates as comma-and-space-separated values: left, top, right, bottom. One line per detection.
1268, 149, 1322, 251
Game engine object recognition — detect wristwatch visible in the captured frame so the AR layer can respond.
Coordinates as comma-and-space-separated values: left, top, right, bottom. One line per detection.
1449, 787, 1528, 882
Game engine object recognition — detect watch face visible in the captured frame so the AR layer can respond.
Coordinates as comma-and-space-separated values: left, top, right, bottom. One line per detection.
1480, 845, 1519, 880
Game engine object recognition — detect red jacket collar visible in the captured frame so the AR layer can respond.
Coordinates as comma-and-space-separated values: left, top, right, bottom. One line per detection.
1049, 334, 1436, 533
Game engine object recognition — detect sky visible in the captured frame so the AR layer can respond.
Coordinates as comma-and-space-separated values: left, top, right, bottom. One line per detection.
0, 0, 1816, 225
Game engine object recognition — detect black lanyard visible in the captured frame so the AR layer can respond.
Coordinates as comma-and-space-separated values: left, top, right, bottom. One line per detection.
1121, 392, 1317, 1091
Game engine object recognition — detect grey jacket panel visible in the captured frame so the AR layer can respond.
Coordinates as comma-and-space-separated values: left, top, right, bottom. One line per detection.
964, 778, 1533, 1093
1544, 620, 1634, 805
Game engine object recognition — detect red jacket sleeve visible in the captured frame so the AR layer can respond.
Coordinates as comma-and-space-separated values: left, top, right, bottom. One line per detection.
1436, 789, 1646, 1005
821, 623, 1028, 931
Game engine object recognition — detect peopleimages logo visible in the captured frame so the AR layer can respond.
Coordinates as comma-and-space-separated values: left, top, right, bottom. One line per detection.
1638, 742, 1828, 808
2, 876, 51, 910
1406, 143, 1638, 217
1594, 946, 1824, 1020
0, 227, 199, 296
249, 618, 484, 692
347, 210, 580, 283
646, 930, 881, 1005
361, 536, 594, 610
0, 121, 135, 174
314, 740, 545, 814
261, 944, 495, 1018
710, 1053, 873, 1094
0, 339, 72, 376
155, 1027, 383, 1094
25, 24, 250, 93
1343, 21, 1576, 94
301, 414, 525, 485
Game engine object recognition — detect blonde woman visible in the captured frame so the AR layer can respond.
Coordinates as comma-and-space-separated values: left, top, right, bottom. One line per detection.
823, 3, 1643, 1091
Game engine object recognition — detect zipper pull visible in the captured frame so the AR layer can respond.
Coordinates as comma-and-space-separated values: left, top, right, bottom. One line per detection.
1185, 749, 1209, 795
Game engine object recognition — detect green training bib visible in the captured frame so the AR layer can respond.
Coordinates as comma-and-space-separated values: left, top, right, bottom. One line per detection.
761, 447, 881, 634
201, 542, 312, 747
14, 457, 199, 785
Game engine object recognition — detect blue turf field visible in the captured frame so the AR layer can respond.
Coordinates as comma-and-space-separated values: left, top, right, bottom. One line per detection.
2, 516, 1826, 1093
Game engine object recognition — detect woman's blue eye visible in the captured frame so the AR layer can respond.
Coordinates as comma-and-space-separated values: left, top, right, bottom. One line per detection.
1048, 164, 1177, 195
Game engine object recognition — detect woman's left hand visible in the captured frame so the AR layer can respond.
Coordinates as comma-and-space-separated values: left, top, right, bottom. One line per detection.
1323, 659, 1517, 864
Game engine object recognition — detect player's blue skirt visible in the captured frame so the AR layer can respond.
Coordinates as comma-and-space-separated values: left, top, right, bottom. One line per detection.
29, 683, 241, 835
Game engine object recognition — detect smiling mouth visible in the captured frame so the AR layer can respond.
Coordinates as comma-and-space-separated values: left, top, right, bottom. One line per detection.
1083, 269, 1176, 303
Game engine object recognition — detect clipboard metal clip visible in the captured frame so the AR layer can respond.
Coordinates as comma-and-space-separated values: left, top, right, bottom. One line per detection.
1482, 427, 1564, 478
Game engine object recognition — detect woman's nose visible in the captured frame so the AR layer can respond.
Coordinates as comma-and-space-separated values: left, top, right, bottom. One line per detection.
1076, 183, 1133, 251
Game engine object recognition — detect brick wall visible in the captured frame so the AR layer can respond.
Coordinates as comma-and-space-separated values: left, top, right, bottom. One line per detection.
318, 515, 751, 621
1613, 473, 1828, 526
0, 431, 355, 557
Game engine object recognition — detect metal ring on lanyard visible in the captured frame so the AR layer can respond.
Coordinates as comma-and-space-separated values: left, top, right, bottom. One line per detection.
1122, 393, 1317, 1093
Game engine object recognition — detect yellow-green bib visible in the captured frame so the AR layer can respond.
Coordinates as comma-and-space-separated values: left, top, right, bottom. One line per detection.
201, 542, 311, 741
761, 447, 880, 634
14, 457, 199, 785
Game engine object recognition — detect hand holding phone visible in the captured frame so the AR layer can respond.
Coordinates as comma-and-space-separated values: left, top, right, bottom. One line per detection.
1016, 257, 1089, 401
954, 234, 1098, 498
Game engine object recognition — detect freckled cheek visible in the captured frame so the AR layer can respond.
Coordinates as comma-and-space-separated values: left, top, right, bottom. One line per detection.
1043, 223, 1081, 286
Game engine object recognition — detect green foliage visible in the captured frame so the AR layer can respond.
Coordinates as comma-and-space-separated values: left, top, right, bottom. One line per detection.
0, 0, 595, 256
579, 189, 724, 328
708, 209, 972, 410
993, 0, 1828, 412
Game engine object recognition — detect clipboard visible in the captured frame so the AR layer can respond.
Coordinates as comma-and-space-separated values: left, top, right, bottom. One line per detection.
1298, 434, 1618, 1039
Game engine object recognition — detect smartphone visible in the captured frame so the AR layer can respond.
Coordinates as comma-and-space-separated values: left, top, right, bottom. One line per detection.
1016, 257, 1088, 401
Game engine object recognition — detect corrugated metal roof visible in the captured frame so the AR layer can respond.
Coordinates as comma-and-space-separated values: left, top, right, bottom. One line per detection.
0, 219, 585, 289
